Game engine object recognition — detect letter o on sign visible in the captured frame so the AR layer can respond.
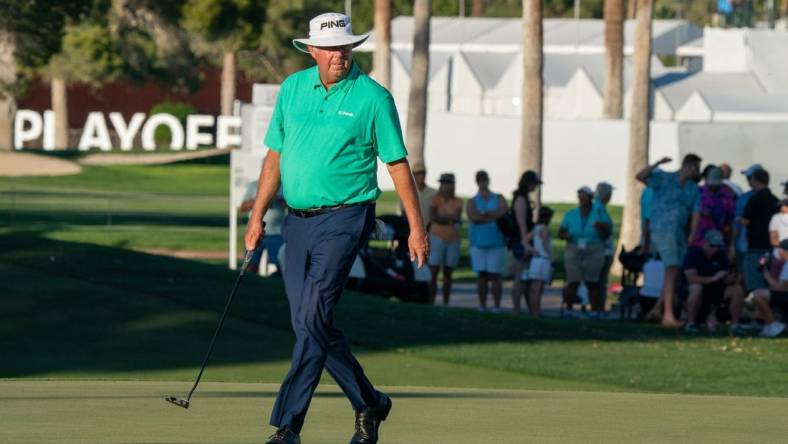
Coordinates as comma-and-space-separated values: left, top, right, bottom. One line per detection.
141, 113, 185, 150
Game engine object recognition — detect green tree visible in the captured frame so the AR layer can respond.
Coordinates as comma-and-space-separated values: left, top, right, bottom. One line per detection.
0, 0, 89, 150
109, 0, 199, 92
181, 0, 266, 116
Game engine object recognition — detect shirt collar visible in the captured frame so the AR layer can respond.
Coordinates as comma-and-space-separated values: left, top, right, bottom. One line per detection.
311, 62, 361, 92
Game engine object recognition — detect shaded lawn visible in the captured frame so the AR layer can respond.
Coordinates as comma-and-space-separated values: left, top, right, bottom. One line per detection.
2, 234, 787, 397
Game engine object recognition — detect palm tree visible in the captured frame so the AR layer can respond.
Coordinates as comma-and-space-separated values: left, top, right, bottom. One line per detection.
627, 0, 637, 19
181, 0, 264, 117
472, 0, 485, 17
44, 22, 121, 150
620, 0, 653, 251
0, 29, 15, 151
520, 0, 543, 203
373, 0, 391, 90
51, 76, 68, 149
603, 0, 624, 119
405, 0, 430, 166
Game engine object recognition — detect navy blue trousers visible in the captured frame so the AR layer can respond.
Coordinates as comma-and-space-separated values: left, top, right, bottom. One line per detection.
270, 204, 380, 433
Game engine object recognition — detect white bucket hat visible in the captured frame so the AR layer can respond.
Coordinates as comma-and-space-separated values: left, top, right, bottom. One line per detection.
292, 13, 369, 53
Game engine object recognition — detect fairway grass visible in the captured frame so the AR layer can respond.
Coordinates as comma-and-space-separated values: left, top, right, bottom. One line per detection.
2, 380, 787, 443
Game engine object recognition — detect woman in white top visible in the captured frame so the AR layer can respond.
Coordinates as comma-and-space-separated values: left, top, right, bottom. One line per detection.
525, 207, 554, 318
769, 199, 788, 259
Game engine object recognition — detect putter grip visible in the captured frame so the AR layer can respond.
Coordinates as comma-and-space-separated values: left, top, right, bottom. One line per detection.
242, 249, 254, 270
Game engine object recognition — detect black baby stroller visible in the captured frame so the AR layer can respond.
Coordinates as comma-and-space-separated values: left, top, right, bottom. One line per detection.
617, 246, 649, 320
346, 214, 431, 303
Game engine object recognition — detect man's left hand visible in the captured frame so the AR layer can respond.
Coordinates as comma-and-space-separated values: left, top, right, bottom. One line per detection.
409, 228, 430, 268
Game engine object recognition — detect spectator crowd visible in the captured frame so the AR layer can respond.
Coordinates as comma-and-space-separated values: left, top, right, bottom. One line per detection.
242, 156, 788, 338
407, 157, 788, 338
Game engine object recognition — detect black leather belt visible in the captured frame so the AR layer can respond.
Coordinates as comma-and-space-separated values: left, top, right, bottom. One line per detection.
288, 200, 374, 218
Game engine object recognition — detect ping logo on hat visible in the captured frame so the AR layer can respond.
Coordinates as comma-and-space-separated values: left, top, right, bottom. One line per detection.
320, 19, 347, 30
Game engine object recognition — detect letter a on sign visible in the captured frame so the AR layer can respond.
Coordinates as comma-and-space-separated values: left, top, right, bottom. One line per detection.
79, 112, 112, 151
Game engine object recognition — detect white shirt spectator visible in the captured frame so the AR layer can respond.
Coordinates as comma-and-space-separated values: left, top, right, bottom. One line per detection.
769, 212, 788, 258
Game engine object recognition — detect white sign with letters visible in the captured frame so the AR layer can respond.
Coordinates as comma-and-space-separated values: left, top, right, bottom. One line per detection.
13, 110, 242, 151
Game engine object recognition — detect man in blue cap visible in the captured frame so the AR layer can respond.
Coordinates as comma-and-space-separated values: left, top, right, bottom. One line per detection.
244, 12, 429, 444
680, 230, 737, 333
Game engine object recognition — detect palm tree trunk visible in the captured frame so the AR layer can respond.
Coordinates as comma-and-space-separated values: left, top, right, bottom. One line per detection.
619, 0, 653, 251
521, 0, 543, 205
405, 0, 430, 166
373, 0, 392, 90
603, 0, 624, 119
0, 29, 15, 151
782, 0, 787, 17
472, 0, 485, 16
52, 76, 69, 149
221, 51, 236, 116
627, 0, 637, 19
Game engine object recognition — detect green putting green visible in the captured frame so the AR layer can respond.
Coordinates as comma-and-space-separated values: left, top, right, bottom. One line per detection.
2, 380, 787, 443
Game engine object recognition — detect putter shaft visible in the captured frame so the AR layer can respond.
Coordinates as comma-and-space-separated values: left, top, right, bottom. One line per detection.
165, 250, 255, 409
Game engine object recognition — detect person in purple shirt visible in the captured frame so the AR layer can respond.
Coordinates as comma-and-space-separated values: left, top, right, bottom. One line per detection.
691, 166, 736, 248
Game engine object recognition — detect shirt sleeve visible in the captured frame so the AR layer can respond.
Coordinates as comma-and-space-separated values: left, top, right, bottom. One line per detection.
559, 213, 569, 231
691, 187, 701, 213
769, 214, 779, 232
743, 195, 755, 221
780, 263, 788, 282
264, 84, 287, 153
646, 170, 664, 189
373, 94, 408, 163
682, 249, 698, 270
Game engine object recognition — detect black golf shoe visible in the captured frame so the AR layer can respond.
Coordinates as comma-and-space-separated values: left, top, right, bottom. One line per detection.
350, 393, 392, 444
265, 425, 301, 444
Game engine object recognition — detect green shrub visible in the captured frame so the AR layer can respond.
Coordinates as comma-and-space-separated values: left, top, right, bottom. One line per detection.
149, 102, 198, 146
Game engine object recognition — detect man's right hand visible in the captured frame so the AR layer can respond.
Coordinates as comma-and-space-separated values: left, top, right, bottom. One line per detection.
245, 219, 266, 251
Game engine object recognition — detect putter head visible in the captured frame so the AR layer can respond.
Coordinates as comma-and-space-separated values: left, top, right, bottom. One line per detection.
165, 395, 189, 409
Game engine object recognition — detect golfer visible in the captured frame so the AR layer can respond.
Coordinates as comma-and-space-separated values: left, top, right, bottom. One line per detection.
244, 12, 429, 444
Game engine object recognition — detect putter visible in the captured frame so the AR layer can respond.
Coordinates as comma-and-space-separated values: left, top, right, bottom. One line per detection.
166, 248, 256, 409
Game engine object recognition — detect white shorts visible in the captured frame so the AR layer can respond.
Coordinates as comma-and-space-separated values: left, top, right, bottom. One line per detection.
470, 246, 505, 275
526, 256, 552, 282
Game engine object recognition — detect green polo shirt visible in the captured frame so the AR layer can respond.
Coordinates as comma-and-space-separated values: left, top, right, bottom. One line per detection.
264, 63, 408, 210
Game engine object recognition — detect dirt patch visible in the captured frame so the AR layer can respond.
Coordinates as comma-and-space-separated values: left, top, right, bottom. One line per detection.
0, 151, 82, 176
79, 149, 228, 166
136, 248, 234, 260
